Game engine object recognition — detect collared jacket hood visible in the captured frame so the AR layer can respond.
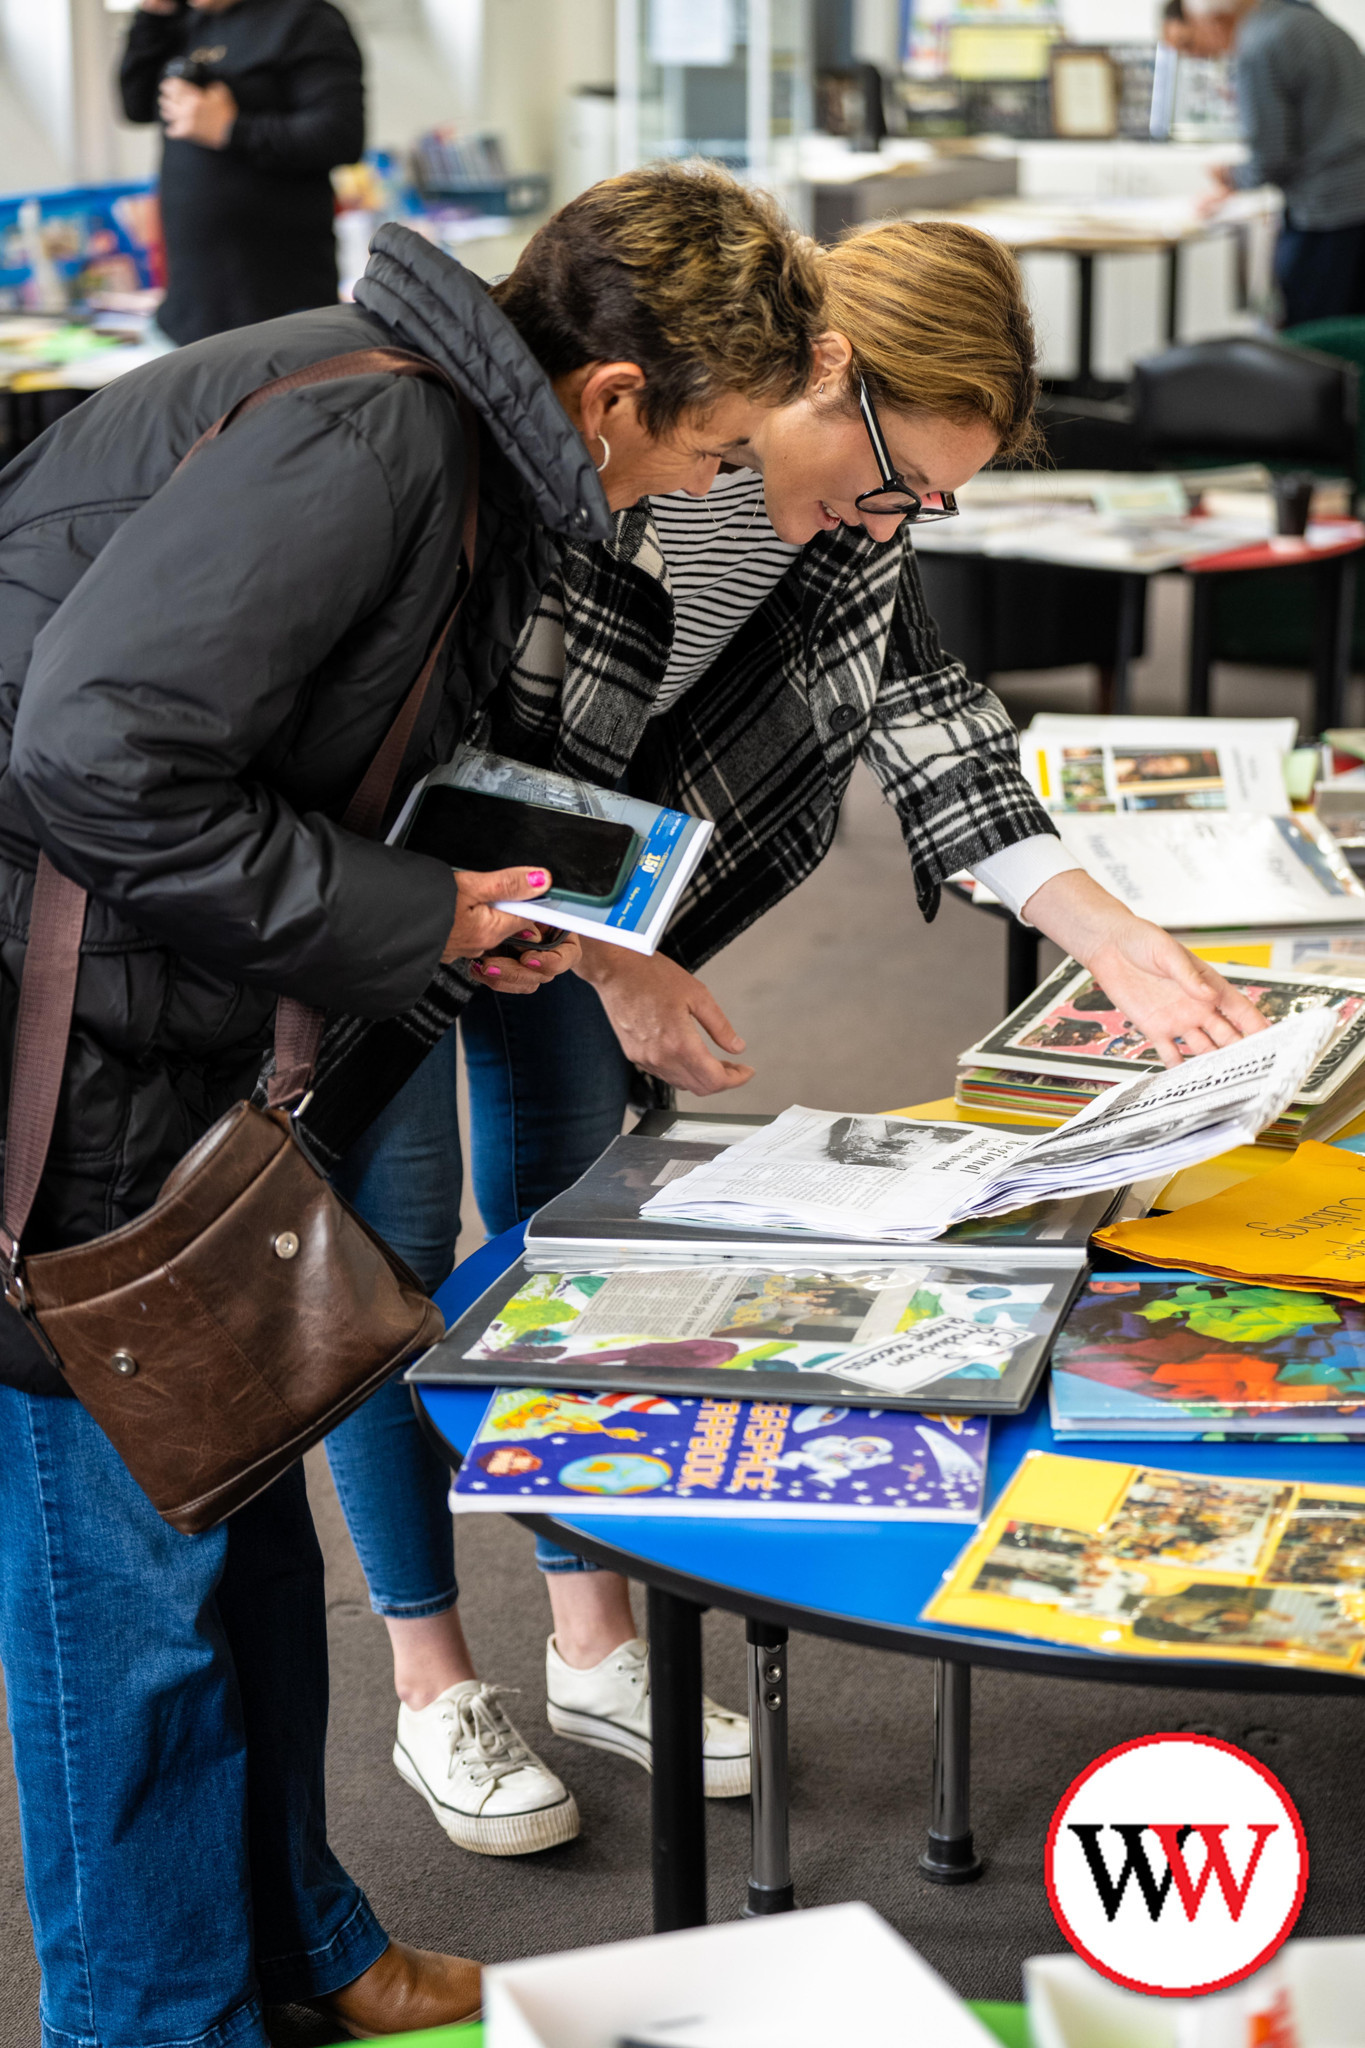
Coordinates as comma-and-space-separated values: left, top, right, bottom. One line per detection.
356, 224, 610, 543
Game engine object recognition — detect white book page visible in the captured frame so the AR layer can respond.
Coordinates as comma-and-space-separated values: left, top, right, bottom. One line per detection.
1054, 813, 1365, 927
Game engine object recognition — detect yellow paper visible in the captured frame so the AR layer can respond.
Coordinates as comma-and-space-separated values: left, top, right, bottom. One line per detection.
924, 1451, 1365, 1676
1095, 1142, 1365, 1297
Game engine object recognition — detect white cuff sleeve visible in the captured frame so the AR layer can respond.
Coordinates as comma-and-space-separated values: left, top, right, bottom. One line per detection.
969, 834, 1083, 923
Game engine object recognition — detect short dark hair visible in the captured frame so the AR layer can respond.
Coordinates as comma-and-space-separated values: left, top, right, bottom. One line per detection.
490, 163, 822, 435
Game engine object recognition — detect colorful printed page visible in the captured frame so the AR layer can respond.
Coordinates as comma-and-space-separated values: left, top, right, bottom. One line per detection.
450, 1388, 990, 1522
464, 1265, 1047, 1398
924, 1452, 1365, 1675
963, 956, 1365, 1105
1095, 1141, 1365, 1300
1050, 1269, 1365, 1429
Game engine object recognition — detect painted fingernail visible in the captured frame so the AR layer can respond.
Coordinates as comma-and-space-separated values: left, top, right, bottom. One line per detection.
483, 962, 501, 978
524, 956, 543, 970
526, 870, 549, 889
519, 927, 540, 941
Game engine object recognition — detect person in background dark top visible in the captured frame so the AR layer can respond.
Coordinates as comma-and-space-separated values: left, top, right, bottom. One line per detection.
1185, 0, 1365, 326
120, 0, 364, 343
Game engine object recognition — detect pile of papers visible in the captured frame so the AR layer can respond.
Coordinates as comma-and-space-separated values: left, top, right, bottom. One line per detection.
1095, 1139, 1365, 1303
965, 714, 1365, 929
641, 1012, 1333, 1247
957, 950, 1365, 1147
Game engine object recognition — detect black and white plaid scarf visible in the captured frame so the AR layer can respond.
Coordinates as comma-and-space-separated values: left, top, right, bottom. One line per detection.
297, 510, 1052, 1165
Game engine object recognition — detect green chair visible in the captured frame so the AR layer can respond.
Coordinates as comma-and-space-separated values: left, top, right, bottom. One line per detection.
1201, 317, 1365, 685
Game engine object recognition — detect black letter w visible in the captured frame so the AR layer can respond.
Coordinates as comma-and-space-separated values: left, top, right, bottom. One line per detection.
1067, 1824, 1192, 1923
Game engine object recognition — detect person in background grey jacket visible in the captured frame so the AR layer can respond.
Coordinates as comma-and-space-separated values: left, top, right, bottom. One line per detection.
1186, 0, 1365, 324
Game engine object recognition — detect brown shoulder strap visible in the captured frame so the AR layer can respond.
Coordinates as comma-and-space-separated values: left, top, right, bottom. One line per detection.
3, 348, 479, 1265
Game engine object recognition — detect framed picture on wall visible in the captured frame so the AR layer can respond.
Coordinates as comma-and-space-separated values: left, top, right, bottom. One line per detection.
1050, 47, 1120, 138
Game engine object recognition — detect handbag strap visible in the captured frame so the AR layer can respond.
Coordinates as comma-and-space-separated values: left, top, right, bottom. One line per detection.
2, 347, 479, 1268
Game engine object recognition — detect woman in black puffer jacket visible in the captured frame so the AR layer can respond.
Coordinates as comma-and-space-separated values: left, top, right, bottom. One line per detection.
0, 167, 819, 2045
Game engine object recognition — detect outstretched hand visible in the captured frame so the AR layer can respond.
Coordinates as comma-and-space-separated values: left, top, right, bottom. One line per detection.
577, 940, 755, 1095
1022, 869, 1267, 1067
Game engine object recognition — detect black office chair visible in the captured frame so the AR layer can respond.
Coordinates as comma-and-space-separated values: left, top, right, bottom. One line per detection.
1131, 335, 1361, 724
1132, 333, 1359, 481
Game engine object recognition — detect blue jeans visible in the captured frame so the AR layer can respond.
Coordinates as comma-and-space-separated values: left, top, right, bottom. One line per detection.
1276, 216, 1365, 327
0, 1384, 386, 2048
327, 973, 635, 1610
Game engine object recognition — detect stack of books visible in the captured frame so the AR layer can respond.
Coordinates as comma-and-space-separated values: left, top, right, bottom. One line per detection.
957, 953, 1365, 1147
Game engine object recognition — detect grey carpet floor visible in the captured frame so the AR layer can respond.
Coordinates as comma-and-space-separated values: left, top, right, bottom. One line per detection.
3, 624, 1364, 2042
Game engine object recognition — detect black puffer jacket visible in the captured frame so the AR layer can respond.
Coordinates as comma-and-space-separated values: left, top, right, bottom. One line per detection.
0, 224, 608, 1394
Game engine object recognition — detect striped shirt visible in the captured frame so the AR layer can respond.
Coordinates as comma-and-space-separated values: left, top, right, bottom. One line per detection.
1231, 0, 1365, 228
648, 469, 802, 713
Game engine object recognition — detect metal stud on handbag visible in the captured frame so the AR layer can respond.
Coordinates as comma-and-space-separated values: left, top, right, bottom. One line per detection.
0, 349, 475, 1534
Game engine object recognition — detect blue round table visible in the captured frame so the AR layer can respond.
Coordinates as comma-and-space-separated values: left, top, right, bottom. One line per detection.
414, 1225, 1365, 1930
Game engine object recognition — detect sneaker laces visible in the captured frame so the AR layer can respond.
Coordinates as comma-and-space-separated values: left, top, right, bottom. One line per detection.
448, 1684, 535, 1788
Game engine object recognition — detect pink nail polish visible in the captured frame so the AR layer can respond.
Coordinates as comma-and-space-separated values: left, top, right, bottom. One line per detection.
526, 870, 549, 889
524, 956, 543, 970
484, 962, 502, 978
519, 928, 540, 941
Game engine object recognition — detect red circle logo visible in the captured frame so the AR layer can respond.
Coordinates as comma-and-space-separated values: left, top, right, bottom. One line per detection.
1045, 1733, 1307, 1997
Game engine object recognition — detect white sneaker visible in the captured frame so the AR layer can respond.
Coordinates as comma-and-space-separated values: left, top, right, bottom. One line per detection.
544, 1635, 751, 1799
394, 1680, 580, 1856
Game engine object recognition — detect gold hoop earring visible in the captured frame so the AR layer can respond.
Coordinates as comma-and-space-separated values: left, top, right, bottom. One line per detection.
594, 434, 610, 474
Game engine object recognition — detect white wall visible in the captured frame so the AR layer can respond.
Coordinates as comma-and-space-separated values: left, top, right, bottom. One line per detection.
0, 0, 75, 170
1320, 0, 1365, 43
1059, 0, 1161, 43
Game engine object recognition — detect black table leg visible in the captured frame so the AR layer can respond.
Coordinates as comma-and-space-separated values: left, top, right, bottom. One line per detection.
1164, 244, 1180, 344
1314, 554, 1358, 735
1006, 918, 1041, 1016
648, 1583, 708, 1931
1110, 573, 1144, 714
920, 1659, 983, 1885
1187, 573, 1215, 717
745, 1618, 794, 1916
1075, 251, 1096, 394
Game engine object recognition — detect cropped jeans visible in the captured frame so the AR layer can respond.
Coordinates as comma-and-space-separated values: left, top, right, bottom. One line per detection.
326, 972, 635, 1611
0, 1384, 387, 2048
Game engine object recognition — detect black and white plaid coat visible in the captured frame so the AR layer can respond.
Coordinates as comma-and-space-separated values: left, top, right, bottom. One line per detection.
300, 506, 1055, 1161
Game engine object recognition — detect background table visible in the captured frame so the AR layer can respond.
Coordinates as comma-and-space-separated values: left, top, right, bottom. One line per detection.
911, 195, 1279, 398
915, 515, 1365, 728
416, 1227, 1365, 1936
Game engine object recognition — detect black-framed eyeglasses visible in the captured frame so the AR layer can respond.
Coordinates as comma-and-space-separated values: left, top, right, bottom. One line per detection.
855, 379, 959, 523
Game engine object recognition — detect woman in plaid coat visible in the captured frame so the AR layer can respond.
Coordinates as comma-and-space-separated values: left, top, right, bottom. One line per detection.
319, 202, 1266, 1861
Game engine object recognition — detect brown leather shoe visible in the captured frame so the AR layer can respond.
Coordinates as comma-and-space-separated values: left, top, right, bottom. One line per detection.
309, 1940, 483, 2039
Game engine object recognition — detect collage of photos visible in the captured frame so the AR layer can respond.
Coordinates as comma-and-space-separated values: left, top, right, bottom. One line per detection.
418, 1240, 1087, 1416
924, 1453, 1365, 1674
449, 1261, 1070, 1409
1056, 744, 1228, 814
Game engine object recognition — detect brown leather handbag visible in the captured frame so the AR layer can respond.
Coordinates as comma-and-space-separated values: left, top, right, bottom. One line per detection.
0, 348, 473, 1534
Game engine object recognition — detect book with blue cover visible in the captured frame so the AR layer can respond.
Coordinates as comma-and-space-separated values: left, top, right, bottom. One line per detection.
448, 1387, 990, 1523
397, 746, 713, 955
1049, 1268, 1365, 1440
